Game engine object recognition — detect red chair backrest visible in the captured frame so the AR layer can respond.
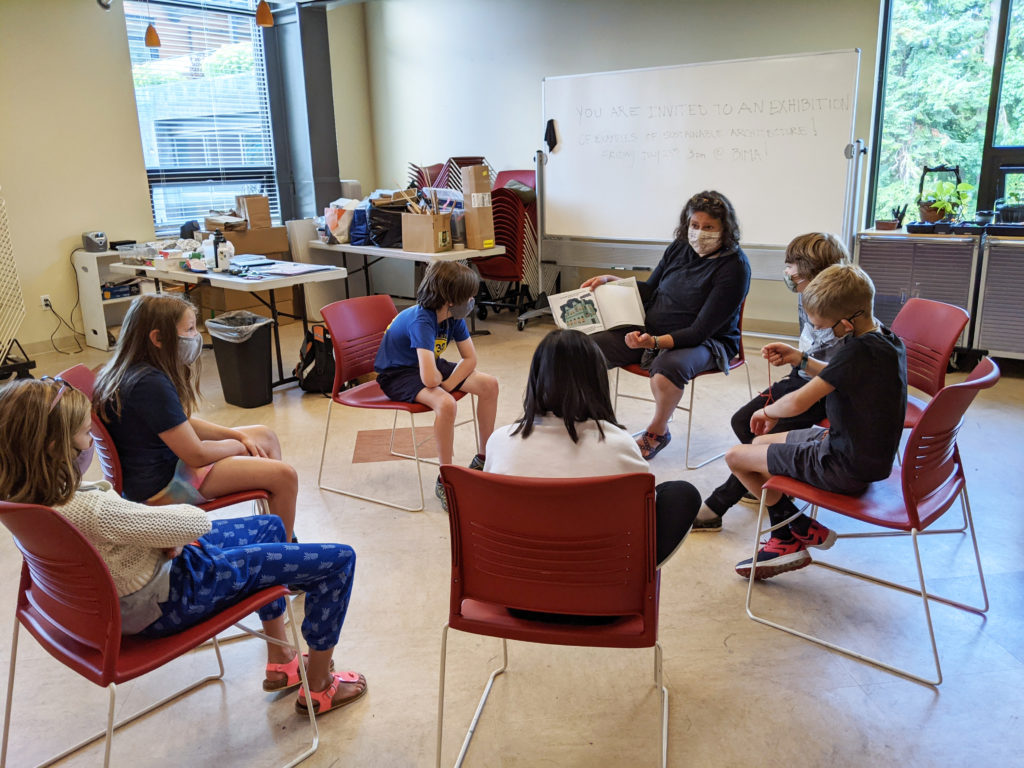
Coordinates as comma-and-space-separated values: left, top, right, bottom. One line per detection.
891, 298, 969, 397
441, 467, 659, 640
476, 188, 526, 282
493, 170, 536, 189
901, 356, 999, 528
320, 295, 398, 394
58, 364, 123, 493
58, 364, 96, 398
0, 501, 122, 683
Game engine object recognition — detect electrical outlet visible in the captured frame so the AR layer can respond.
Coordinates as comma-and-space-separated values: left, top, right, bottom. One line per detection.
40, 295, 52, 310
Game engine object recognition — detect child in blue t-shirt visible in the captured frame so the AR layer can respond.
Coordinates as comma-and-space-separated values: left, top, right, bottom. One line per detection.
374, 261, 499, 509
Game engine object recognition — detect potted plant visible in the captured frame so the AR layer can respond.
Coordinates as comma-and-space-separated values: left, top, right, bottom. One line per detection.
916, 180, 974, 222
995, 192, 1024, 223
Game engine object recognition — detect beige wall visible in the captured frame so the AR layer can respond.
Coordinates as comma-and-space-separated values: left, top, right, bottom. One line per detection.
327, 2, 378, 194
358, 0, 883, 332
0, 0, 154, 354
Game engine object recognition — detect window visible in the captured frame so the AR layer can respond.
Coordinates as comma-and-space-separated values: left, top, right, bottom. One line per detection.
870, 0, 1024, 222
124, 0, 280, 235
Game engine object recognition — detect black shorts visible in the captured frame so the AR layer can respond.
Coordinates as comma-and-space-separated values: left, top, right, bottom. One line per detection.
376, 358, 462, 403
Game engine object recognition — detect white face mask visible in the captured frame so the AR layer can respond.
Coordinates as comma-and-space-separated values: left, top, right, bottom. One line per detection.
688, 227, 722, 257
178, 334, 203, 365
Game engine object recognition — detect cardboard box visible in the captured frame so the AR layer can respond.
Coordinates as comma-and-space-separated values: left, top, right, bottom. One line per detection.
402, 213, 452, 253
196, 226, 290, 257
235, 194, 272, 229
461, 165, 492, 195
204, 214, 247, 232
464, 206, 495, 250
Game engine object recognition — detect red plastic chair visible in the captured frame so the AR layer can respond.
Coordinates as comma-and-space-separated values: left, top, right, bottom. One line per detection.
612, 302, 753, 469
745, 357, 1000, 685
316, 296, 477, 512
890, 297, 970, 429
435, 467, 667, 767
58, 364, 270, 516
0, 500, 317, 767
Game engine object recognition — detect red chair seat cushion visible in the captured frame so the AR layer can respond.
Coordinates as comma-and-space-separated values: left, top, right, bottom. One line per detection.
335, 379, 468, 411
451, 597, 652, 649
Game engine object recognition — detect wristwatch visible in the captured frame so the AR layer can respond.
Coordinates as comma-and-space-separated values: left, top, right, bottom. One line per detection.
652, 335, 660, 350
799, 352, 809, 371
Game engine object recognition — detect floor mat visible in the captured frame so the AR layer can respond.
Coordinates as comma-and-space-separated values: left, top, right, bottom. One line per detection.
351, 427, 439, 463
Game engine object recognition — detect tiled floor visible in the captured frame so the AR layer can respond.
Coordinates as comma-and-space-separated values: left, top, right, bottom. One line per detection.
2, 313, 1023, 767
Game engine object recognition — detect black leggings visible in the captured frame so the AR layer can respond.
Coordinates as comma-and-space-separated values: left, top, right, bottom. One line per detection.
704, 371, 827, 516
654, 480, 700, 564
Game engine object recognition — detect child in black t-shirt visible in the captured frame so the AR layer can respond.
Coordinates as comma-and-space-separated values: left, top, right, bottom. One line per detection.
724, 264, 907, 579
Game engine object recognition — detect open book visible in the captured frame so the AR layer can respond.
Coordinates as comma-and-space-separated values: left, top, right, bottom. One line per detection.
547, 277, 646, 334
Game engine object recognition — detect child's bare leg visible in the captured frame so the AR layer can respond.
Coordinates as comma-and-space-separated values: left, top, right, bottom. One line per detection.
262, 614, 294, 666
415, 388, 457, 464
725, 433, 788, 506
200, 458, 298, 540
236, 424, 283, 460
459, 371, 499, 450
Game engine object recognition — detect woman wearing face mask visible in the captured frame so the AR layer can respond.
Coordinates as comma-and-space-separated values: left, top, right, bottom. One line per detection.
582, 191, 751, 460
373, 260, 499, 510
94, 293, 300, 540
693, 232, 848, 531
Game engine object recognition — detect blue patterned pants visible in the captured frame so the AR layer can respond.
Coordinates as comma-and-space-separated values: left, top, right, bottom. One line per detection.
141, 515, 356, 651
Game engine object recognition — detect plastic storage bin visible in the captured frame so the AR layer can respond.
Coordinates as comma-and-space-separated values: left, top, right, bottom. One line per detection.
205, 311, 275, 408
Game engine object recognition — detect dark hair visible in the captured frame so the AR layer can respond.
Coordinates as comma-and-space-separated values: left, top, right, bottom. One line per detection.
511, 330, 623, 443
416, 261, 480, 311
673, 190, 741, 252
94, 293, 201, 420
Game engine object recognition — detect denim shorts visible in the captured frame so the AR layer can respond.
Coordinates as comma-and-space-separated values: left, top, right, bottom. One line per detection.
146, 458, 213, 506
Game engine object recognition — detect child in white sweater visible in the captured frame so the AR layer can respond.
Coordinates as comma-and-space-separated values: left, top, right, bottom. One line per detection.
486, 329, 699, 565
0, 377, 365, 718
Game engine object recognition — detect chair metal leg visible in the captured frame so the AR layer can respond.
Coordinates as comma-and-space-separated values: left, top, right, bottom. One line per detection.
282, 596, 319, 768
685, 361, 751, 470
655, 641, 668, 768
319, 401, 427, 512
437, 626, 508, 768
1, 615, 19, 768
389, 396, 479, 467
745, 489, 988, 686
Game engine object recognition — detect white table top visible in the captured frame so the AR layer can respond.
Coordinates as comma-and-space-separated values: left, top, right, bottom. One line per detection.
110, 260, 347, 292
308, 241, 505, 262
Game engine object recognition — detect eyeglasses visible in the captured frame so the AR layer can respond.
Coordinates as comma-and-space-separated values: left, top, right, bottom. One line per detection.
41, 376, 69, 413
830, 310, 864, 334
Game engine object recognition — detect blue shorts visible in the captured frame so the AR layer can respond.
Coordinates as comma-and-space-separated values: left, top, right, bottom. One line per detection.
766, 426, 870, 496
376, 358, 462, 403
147, 459, 212, 506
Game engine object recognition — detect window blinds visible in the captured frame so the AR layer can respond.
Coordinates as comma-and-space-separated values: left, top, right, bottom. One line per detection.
124, 0, 280, 235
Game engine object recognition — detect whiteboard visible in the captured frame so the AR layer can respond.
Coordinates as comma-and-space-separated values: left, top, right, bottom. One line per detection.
542, 50, 860, 247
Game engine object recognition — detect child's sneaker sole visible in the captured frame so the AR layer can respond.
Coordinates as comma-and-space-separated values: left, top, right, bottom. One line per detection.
691, 516, 722, 532
735, 549, 811, 580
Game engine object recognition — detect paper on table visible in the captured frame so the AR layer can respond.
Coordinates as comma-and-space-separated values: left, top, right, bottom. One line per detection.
257, 262, 333, 276
547, 277, 645, 334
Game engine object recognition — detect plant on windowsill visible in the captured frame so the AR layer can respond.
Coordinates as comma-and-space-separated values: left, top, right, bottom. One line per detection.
916, 180, 975, 222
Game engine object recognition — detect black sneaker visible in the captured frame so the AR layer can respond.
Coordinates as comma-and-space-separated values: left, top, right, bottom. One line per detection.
735, 537, 811, 580
468, 454, 485, 471
435, 475, 448, 513
692, 504, 723, 532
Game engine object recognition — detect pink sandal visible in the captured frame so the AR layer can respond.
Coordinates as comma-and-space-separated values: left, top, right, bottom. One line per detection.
295, 671, 368, 716
263, 653, 334, 692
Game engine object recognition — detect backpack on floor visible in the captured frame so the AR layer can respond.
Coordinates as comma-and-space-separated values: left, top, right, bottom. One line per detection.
294, 324, 335, 394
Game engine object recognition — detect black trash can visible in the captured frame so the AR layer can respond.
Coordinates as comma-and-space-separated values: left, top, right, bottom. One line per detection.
205, 311, 275, 408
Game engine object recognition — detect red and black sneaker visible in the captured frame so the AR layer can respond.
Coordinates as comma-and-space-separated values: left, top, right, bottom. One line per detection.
791, 517, 837, 550
735, 537, 811, 580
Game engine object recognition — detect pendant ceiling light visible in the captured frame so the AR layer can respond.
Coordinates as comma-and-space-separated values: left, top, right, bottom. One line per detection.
256, 1, 274, 27
144, 1, 160, 47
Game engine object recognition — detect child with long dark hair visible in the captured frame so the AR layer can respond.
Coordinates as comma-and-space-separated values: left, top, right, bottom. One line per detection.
485, 329, 698, 565
0, 378, 365, 716
94, 293, 298, 539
